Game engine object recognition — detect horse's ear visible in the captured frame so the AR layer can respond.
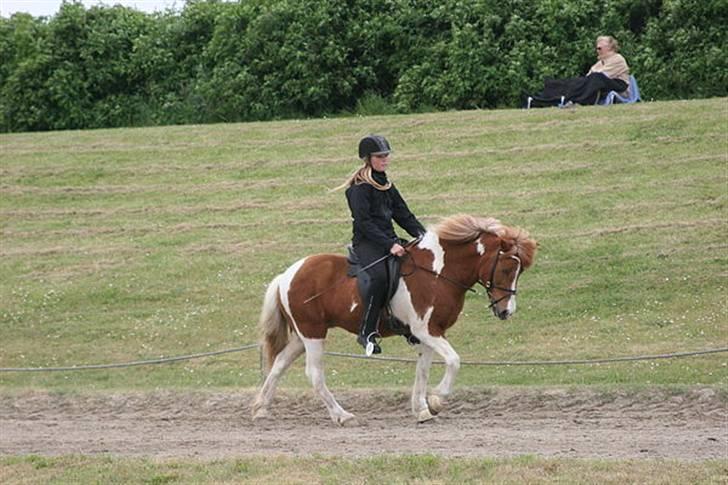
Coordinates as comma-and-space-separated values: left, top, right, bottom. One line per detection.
500, 238, 515, 254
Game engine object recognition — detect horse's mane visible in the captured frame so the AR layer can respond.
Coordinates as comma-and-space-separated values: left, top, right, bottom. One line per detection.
431, 214, 537, 269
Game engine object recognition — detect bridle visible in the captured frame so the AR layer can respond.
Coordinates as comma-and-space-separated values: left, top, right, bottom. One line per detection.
403, 246, 521, 309
481, 250, 521, 309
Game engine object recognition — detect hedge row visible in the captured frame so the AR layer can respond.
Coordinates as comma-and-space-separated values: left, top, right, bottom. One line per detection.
1, 0, 725, 132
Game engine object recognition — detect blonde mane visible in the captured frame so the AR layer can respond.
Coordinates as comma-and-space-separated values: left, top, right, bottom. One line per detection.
431, 214, 537, 269
432, 214, 504, 241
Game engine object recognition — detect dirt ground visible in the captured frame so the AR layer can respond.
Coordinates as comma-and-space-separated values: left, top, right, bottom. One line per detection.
1, 387, 725, 460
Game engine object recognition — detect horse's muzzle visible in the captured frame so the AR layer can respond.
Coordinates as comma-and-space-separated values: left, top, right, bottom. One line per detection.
491, 306, 511, 320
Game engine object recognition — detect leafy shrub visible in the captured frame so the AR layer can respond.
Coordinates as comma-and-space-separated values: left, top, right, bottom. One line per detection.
0, 0, 724, 132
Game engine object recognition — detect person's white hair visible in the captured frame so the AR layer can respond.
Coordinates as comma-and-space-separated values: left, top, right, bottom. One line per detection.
596, 35, 620, 52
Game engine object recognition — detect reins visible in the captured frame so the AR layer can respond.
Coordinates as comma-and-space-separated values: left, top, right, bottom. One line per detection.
401, 253, 476, 293
302, 253, 391, 304
302, 238, 422, 305
403, 247, 520, 309
303, 238, 519, 309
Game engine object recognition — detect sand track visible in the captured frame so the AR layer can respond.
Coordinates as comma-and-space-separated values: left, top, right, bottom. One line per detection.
1, 388, 725, 460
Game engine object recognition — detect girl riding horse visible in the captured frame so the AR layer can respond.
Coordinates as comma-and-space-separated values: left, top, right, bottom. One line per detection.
251, 209, 537, 425
339, 134, 426, 355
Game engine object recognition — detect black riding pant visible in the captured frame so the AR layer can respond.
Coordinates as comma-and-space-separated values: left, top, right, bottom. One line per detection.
352, 240, 390, 333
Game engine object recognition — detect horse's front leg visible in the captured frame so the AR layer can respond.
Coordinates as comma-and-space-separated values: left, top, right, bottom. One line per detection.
302, 338, 357, 426
411, 344, 436, 422
418, 335, 461, 417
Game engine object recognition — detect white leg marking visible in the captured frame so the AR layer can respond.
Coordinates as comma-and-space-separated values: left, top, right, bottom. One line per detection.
418, 231, 445, 273
252, 335, 304, 419
389, 280, 443, 422
423, 336, 461, 399
412, 344, 436, 422
302, 338, 356, 426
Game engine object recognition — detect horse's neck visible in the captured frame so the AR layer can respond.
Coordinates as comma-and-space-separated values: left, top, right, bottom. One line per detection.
409, 242, 480, 287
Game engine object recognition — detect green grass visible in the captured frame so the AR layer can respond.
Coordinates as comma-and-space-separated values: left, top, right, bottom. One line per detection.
1, 455, 726, 484
1, 99, 726, 391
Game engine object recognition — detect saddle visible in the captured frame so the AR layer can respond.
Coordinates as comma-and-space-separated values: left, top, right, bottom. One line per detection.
346, 245, 419, 344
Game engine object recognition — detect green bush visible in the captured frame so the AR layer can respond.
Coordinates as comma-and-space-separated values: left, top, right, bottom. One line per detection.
0, 0, 725, 132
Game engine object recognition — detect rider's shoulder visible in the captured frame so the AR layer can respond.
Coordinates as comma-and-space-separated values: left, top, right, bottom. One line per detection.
347, 181, 375, 194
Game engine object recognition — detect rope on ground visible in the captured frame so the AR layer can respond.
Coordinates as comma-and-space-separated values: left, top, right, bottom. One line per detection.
324, 347, 728, 365
0, 343, 260, 372
0, 345, 725, 373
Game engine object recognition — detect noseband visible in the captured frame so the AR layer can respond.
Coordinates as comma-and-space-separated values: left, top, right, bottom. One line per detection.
482, 250, 521, 309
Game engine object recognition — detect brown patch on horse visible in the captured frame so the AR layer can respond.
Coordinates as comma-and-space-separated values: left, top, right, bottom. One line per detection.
286, 255, 362, 339
429, 240, 480, 336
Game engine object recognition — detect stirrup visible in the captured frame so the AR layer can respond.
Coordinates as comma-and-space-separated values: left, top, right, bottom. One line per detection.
358, 332, 382, 356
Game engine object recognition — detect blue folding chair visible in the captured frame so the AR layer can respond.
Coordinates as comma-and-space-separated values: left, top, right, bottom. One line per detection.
599, 75, 641, 105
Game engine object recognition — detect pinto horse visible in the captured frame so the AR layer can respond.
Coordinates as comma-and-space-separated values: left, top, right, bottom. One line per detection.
251, 214, 537, 424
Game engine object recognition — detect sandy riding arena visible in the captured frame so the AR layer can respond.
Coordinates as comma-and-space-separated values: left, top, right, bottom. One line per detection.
1, 387, 725, 460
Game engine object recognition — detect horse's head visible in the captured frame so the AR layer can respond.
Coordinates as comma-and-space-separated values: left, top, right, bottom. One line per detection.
432, 214, 537, 321
478, 227, 537, 320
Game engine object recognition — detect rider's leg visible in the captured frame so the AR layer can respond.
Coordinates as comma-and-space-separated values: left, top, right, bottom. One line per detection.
352, 242, 388, 355
356, 264, 387, 354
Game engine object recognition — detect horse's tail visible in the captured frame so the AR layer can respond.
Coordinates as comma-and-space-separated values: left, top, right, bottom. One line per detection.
259, 274, 289, 374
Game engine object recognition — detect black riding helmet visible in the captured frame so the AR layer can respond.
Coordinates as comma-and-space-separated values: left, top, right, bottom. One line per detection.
358, 134, 391, 160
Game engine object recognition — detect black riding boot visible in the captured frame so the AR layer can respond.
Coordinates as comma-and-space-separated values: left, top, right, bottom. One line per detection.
357, 295, 382, 356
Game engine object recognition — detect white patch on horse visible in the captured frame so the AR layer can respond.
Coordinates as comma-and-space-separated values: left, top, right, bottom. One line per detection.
349, 301, 358, 312
418, 231, 445, 274
475, 239, 486, 255
391, 279, 434, 332
278, 257, 307, 338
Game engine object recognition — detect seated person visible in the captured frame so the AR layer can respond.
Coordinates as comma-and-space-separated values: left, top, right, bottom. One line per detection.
527, 36, 629, 107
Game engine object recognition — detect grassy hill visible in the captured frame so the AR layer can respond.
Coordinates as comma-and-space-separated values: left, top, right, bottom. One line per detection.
1, 98, 726, 391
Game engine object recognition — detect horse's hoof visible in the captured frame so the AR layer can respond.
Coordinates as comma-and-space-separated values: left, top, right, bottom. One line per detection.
252, 407, 270, 421
427, 394, 445, 415
336, 412, 359, 427
417, 408, 436, 423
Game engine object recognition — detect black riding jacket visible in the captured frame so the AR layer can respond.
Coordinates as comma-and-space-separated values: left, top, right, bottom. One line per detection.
345, 171, 426, 251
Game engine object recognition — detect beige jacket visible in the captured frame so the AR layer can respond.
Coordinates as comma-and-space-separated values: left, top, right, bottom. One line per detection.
588, 53, 630, 84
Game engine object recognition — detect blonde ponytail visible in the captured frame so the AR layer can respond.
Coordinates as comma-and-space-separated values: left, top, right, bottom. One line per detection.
331, 160, 392, 192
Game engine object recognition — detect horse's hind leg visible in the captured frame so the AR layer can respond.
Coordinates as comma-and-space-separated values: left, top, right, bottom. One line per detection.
251, 334, 304, 420
302, 338, 357, 426
411, 344, 436, 422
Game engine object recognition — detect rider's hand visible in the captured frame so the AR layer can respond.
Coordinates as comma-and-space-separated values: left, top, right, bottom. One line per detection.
390, 243, 406, 257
